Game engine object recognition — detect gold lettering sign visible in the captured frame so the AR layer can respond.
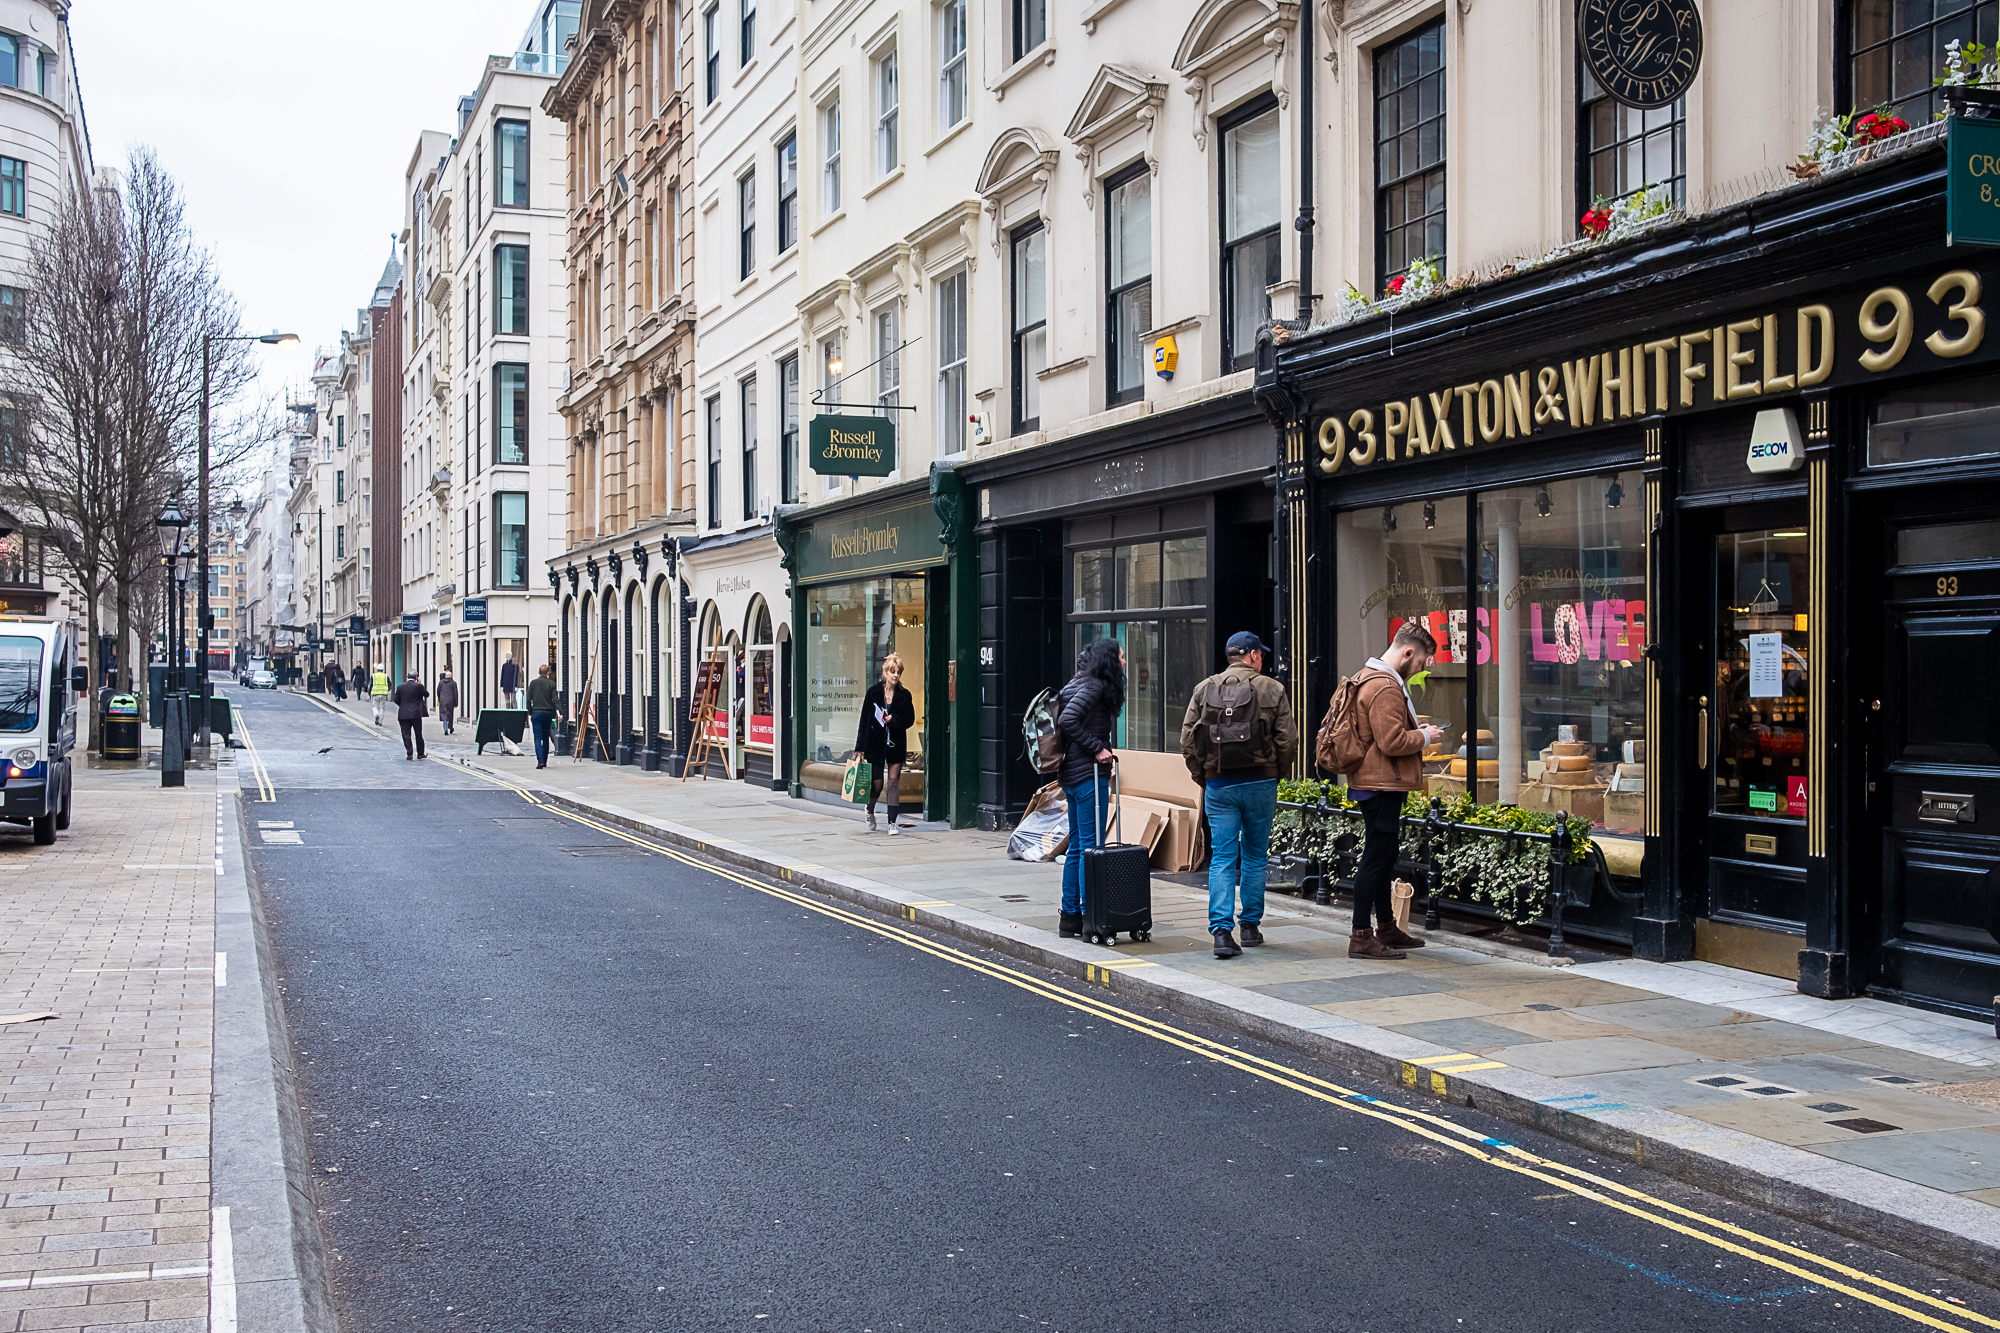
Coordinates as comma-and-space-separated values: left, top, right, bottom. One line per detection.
1313, 270, 1986, 476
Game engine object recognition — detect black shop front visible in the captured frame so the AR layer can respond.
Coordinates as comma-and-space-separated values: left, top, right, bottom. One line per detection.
1264, 145, 2000, 1021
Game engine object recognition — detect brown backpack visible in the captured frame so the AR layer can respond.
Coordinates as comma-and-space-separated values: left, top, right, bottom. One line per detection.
1314, 674, 1373, 776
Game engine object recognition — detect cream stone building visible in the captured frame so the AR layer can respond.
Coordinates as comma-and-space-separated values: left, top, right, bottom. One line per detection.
546, 0, 700, 769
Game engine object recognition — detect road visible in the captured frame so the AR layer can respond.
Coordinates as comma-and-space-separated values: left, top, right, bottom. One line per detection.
231, 684, 1997, 1332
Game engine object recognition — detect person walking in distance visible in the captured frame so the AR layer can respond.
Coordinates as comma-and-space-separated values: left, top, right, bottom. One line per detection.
393, 671, 430, 760
325, 661, 345, 700
499, 655, 520, 709
1054, 639, 1125, 939
436, 669, 459, 735
1341, 622, 1441, 959
856, 654, 916, 833
525, 663, 562, 769
1181, 632, 1297, 958
369, 665, 392, 726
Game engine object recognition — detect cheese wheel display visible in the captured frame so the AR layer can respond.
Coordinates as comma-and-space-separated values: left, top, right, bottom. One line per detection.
1544, 767, 1598, 787
1448, 758, 1500, 778
1551, 741, 1593, 757
1554, 755, 1593, 772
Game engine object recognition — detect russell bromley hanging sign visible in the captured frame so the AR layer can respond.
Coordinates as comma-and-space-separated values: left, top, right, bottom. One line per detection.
809, 414, 897, 477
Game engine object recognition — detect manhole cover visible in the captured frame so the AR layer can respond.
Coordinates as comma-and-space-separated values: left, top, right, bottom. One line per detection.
562, 844, 649, 858
1807, 1102, 1858, 1114
1827, 1117, 1901, 1134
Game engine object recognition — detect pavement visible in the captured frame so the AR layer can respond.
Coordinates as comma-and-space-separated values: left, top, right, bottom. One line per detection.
282, 688, 2000, 1283
236, 686, 1994, 1330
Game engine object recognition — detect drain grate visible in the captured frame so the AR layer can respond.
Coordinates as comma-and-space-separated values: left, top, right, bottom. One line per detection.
561, 844, 650, 858
1742, 1084, 1801, 1098
1807, 1102, 1859, 1114
1827, 1117, 1901, 1134
1862, 1074, 1926, 1088
998, 894, 1031, 902
1693, 1075, 1749, 1089
1524, 1003, 1563, 1012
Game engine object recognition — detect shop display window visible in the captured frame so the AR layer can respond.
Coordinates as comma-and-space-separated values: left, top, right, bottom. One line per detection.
1713, 528, 1810, 822
805, 576, 926, 770
1333, 469, 1648, 832
1069, 535, 1207, 752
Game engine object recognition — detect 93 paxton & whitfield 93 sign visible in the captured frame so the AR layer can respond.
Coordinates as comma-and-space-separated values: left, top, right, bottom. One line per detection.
809, 414, 897, 477
1313, 261, 1993, 474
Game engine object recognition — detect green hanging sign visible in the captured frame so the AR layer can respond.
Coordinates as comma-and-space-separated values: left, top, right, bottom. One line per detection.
808, 414, 897, 477
1946, 115, 2000, 248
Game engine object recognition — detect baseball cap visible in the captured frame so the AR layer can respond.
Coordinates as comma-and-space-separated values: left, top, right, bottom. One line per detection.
1226, 631, 1269, 656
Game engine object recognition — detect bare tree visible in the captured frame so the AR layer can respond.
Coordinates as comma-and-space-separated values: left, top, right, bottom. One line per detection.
2, 146, 267, 708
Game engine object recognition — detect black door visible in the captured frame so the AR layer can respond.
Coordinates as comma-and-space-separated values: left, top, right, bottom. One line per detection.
1689, 501, 1815, 977
1870, 512, 2000, 1017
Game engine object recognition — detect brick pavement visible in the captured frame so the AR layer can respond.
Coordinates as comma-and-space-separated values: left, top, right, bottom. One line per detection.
0, 759, 215, 1333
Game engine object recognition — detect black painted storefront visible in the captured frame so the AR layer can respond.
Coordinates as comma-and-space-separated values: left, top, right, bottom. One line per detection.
1263, 145, 2000, 1021
961, 391, 1276, 831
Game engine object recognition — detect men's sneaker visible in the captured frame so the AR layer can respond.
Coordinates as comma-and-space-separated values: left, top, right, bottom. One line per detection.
865, 813, 878, 833
886, 823, 901, 836
1213, 930, 1243, 959
1238, 922, 1265, 948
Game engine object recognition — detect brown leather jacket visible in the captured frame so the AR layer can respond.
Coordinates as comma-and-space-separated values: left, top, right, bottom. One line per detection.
1350, 667, 1428, 792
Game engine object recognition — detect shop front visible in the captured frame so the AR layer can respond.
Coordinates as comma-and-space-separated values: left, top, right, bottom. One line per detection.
959, 391, 1276, 831
779, 472, 977, 826
1267, 146, 2000, 1020
682, 529, 787, 784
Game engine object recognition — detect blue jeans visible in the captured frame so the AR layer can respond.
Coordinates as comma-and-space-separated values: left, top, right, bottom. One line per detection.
531, 711, 554, 765
1060, 779, 1106, 917
1206, 778, 1277, 934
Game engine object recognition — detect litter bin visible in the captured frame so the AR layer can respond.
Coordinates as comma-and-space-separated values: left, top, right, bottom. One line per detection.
207, 692, 232, 744
102, 694, 140, 760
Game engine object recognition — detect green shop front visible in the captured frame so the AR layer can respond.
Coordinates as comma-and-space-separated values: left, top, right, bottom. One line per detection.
779, 468, 978, 827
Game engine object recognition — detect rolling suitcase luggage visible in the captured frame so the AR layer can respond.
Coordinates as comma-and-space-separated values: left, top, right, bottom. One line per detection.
1080, 757, 1153, 946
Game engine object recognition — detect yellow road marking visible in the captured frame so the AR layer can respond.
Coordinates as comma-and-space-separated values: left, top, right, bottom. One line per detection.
296, 691, 389, 741
446, 769, 1995, 1330
229, 708, 275, 803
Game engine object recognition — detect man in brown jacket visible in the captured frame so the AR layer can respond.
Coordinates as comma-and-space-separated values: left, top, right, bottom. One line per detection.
1346, 621, 1443, 959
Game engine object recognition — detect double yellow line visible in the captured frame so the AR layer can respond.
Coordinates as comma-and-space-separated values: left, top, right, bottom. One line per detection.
229, 707, 275, 803
454, 762, 1996, 1329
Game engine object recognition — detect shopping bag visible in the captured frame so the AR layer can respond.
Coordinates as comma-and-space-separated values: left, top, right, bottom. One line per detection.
842, 756, 873, 804
1006, 794, 1070, 862
1391, 878, 1416, 932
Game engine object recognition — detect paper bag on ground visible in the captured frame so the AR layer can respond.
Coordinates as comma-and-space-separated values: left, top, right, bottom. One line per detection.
1391, 879, 1416, 932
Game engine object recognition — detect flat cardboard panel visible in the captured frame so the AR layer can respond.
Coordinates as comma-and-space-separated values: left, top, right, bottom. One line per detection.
1114, 748, 1203, 808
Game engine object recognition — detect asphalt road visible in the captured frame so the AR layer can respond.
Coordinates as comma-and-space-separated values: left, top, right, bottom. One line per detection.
233, 685, 1998, 1333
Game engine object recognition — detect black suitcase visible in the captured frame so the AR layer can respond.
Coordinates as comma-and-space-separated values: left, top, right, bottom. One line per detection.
1080, 758, 1153, 946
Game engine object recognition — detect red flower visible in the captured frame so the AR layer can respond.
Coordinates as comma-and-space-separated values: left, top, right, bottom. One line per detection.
1853, 113, 1908, 143
1580, 207, 1612, 238
1385, 274, 1406, 296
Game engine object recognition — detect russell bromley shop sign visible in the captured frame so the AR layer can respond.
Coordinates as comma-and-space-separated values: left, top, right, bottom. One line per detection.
796, 495, 946, 582
809, 414, 897, 477
1313, 261, 1997, 474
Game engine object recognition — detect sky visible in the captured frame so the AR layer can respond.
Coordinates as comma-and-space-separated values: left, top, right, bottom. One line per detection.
69, 0, 542, 424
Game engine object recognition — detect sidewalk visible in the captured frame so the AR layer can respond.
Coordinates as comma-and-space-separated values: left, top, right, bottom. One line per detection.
0, 760, 215, 1333
319, 691, 2000, 1279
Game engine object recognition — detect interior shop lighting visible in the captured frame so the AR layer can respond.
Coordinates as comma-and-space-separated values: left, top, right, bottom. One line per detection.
1423, 502, 1436, 529
1535, 487, 1553, 518
1605, 480, 1624, 509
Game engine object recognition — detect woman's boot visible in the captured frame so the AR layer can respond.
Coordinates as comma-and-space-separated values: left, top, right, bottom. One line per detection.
1059, 912, 1082, 939
1348, 928, 1406, 960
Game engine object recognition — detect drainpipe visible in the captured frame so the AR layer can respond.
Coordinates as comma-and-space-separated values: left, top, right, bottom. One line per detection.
1295, 6, 1315, 324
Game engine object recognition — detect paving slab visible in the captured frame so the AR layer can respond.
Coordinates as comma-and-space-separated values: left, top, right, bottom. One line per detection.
1495, 1036, 1710, 1077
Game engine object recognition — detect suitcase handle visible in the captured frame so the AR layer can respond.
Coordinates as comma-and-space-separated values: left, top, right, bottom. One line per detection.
1094, 754, 1121, 845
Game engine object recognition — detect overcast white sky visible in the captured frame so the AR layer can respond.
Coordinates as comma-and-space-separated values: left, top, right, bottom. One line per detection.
70, 1, 540, 418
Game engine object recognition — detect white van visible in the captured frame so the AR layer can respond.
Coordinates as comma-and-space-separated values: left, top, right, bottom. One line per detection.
0, 618, 79, 845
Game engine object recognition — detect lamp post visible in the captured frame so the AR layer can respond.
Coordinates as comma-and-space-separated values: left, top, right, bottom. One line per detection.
155, 502, 188, 788
197, 331, 296, 748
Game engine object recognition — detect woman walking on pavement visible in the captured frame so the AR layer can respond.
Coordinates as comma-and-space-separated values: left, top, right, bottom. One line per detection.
1054, 638, 1125, 940
369, 665, 392, 726
856, 653, 915, 834
325, 662, 345, 700
436, 669, 459, 735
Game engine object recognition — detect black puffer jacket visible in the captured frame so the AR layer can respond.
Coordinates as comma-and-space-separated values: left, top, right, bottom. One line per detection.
1055, 673, 1119, 790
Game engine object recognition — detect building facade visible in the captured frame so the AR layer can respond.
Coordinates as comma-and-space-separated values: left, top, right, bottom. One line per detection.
545, 0, 700, 769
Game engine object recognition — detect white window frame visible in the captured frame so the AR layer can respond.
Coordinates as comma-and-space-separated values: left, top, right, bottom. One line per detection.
821, 98, 842, 215
935, 267, 967, 457
875, 48, 899, 176
874, 304, 900, 409
937, 0, 967, 132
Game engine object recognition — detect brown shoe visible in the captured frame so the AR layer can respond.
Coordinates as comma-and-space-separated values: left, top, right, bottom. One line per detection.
1348, 928, 1406, 960
1376, 921, 1426, 950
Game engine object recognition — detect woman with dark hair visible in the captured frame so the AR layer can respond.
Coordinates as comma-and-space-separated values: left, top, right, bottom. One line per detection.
1055, 637, 1126, 938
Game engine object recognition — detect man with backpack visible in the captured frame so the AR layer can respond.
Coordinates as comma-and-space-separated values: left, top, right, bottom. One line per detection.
1318, 621, 1442, 959
1180, 631, 1296, 959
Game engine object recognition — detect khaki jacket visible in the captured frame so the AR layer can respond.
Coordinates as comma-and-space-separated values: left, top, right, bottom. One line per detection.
1179, 663, 1298, 781
1350, 667, 1428, 792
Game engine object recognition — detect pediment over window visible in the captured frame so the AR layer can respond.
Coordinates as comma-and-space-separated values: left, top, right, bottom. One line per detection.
975, 127, 1060, 199
1064, 65, 1167, 146
1172, 0, 1298, 81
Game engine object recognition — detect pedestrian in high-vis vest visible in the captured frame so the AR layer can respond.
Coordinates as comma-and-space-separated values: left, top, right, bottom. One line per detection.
370, 667, 392, 726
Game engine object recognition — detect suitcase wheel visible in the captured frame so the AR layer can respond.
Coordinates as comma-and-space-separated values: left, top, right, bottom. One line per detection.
1134, 929, 1151, 942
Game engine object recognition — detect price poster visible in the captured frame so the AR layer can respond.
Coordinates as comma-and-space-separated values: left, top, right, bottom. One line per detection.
1748, 632, 1783, 698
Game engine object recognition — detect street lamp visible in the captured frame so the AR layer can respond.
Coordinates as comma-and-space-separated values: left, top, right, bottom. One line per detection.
196, 330, 296, 750
154, 502, 188, 788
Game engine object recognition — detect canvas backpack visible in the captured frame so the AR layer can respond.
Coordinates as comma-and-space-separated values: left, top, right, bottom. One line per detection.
1023, 683, 1067, 775
1193, 670, 1271, 772
1315, 674, 1373, 776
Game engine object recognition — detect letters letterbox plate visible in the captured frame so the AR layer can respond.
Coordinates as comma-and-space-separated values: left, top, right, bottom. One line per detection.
1745, 833, 1778, 856
1918, 792, 1976, 824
